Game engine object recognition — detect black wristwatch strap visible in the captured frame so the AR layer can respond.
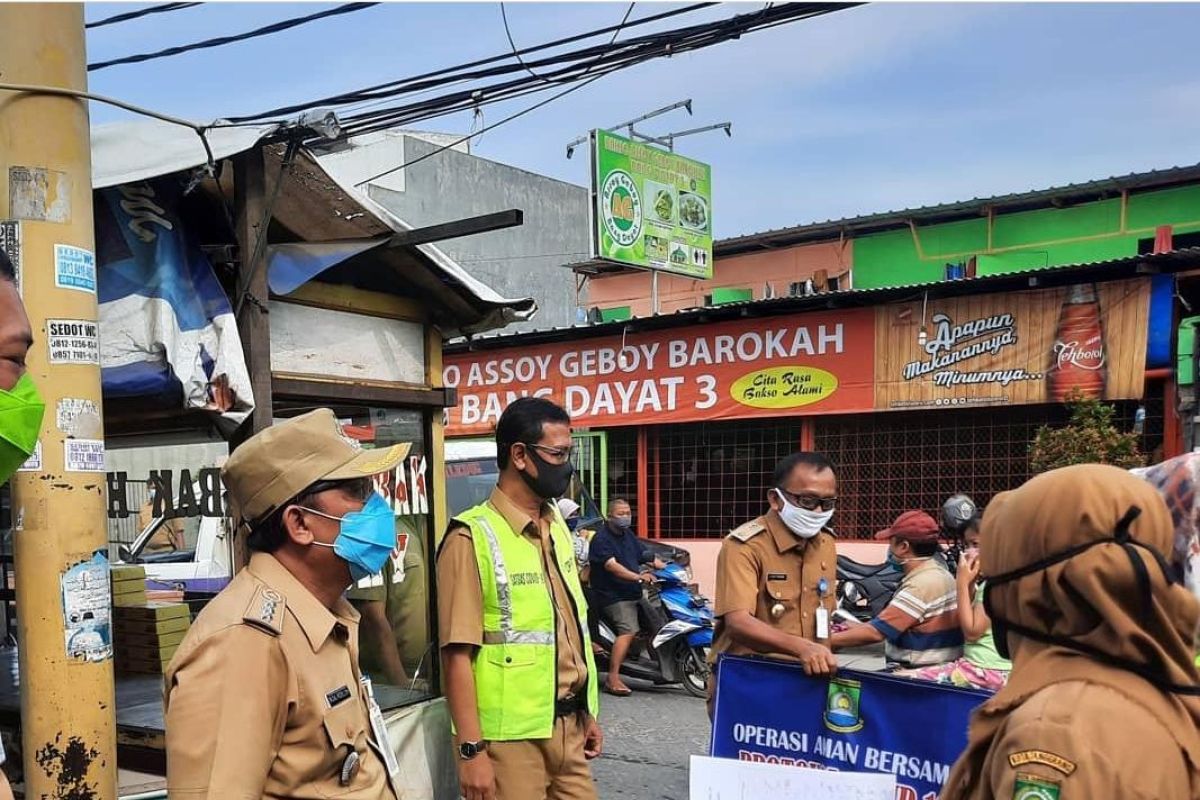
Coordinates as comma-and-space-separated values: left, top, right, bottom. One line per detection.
458, 740, 488, 760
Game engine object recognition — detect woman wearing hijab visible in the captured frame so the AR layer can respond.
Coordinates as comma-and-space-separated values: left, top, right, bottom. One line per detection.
942, 464, 1200, 800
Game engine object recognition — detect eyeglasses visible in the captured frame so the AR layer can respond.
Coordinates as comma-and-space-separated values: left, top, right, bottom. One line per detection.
523, 442, 575, 465
776, 488, 837, 512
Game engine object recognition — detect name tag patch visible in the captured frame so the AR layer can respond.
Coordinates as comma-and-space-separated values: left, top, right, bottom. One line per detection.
1008, 750, 1076, 776
767, 573, 789, 581
326, 685, 352, 708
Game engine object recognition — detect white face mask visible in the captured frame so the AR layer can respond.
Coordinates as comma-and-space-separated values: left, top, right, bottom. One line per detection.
773, 489, 833, 539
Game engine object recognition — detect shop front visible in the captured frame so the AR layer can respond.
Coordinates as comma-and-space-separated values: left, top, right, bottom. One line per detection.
0, 120, 533, 796
445, 267, 1177, 596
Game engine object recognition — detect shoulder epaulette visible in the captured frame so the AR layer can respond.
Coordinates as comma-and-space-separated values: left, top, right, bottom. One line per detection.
242, 585, 285, 636
727, 519, 766, 542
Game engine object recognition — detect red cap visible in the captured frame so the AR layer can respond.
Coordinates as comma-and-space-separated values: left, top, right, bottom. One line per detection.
874, 510, 940, 542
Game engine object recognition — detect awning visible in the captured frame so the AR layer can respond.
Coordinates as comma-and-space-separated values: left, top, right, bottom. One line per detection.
90, 119, 536, 337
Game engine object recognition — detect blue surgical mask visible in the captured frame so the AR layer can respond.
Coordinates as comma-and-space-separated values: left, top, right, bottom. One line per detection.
303, 492, 396, 582
886, 549, 904, 569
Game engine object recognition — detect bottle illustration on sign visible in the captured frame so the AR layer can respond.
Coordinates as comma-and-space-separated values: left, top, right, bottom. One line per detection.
1048, 283, 1106, 401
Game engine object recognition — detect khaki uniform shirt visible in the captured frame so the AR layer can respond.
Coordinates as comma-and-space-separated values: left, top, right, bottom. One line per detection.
438, 486, 588, 700
712, 510, 837, 661
971, 680, 1190, 799
164, 552, 397, 800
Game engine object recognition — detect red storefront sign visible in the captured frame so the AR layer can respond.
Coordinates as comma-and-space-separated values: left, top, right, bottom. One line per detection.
444, 309, 876, 436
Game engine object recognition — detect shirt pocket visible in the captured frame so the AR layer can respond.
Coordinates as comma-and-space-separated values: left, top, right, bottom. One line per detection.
761, 575, 801, 619
317, 700, 371, 798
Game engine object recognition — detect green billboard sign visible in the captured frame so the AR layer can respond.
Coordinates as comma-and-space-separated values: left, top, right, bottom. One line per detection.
590, 129, 713, 279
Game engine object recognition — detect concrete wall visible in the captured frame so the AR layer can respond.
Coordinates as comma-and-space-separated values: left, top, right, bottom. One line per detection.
586, 239, 853, 317
364, 136, 592, 333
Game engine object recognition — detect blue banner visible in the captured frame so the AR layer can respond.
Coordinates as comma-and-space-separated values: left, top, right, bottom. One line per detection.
711, 656, 989, 800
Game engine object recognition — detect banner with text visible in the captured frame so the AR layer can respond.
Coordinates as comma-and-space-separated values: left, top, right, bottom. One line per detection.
711, 656, 987, 800
443, 309, 875, 435
874, 277, 1150, 410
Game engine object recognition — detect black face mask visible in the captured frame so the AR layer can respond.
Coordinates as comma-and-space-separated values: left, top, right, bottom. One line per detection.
518, 445, 574, 500
983, 505, 1200, 696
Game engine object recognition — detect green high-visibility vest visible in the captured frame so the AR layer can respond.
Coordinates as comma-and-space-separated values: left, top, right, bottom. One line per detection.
456, 501, 600, 741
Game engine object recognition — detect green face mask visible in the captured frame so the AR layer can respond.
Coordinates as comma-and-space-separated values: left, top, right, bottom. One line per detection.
0, 373, 46, 482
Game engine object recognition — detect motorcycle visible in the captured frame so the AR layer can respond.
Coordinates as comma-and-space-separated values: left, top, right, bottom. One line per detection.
835, 554, 902, 623
590, 561, 714, 698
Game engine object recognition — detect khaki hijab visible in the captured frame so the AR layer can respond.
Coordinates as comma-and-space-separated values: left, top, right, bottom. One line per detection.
942, 464, 1200, 800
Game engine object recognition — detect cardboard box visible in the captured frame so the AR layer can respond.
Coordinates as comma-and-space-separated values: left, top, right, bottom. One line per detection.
112, 601, 189, 622
110, 565, 147, 581
114, 628, 188, 649
114, 615, 190, 637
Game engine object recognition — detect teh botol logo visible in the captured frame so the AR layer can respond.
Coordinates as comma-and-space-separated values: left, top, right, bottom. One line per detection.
823, 677, 864, 733
602, 169, 642, 248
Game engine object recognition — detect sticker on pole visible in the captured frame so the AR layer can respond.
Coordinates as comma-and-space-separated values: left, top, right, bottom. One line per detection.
56, 398, 102, 438
65, 439, 105, 473
54, 244, 96, 293
17, 441, 42, 472
0, 220, 21, 296
47, 319, 100, 365
62, 551, 113, 663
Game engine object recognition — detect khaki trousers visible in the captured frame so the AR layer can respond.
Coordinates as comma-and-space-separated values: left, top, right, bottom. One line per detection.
489, 716, 598, 800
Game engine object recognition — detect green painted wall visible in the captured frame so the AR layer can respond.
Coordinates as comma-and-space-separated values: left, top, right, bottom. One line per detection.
852, 184, 1200, 289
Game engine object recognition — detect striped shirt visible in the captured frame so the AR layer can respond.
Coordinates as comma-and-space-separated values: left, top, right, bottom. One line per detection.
870, 560, 964, 668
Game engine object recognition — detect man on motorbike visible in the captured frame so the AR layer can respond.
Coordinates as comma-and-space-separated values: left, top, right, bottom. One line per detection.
830, 510, 964, 669
588, 499, 665, 696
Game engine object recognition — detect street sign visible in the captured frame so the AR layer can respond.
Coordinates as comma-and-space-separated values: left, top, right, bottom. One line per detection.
590, 128, 713, 279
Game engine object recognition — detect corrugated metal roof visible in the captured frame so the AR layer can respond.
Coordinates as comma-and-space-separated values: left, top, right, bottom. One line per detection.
716, 162, 1200, 255
450, 247, 1200, 353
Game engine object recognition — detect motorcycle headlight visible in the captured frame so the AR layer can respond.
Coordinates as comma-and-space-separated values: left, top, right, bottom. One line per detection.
683, 565, 694, 583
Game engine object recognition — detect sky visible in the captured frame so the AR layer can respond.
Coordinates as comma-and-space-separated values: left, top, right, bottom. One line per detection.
84, 1, 1200, 240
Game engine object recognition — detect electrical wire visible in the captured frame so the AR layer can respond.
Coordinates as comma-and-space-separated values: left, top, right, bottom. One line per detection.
337, 3, 852, 140
225, 2, 715, 123
0, 81, 216, 169
344, 3, 856, 186
87, 2, 380, 72
86, 2, 202, 29
353, 71, 611, 187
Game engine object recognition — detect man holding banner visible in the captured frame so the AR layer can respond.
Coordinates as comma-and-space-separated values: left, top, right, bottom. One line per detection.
709, 453, 840, 714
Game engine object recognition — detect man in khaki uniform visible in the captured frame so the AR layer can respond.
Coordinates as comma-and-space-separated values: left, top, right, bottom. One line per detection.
943, 464, 1200, 800
710, 452, 840, 715
164, 409, 410, 800
438, 397, 602, 800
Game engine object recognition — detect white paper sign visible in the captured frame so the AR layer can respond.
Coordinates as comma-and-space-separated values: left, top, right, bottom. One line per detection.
1, 220, 21, 295
689, 755, 895, 800
47, 319, 100, 365
65, 439, 105, 473
54, 244, 96, 293
17, 441, 42, 472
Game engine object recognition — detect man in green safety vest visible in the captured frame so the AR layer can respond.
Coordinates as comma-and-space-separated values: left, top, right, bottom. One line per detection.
437, 397, 602, 800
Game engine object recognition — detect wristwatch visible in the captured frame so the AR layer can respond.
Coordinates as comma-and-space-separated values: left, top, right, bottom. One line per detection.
458, 740, 488, 761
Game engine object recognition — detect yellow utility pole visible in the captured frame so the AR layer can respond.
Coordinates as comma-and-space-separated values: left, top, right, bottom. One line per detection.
0, 4, 118, 798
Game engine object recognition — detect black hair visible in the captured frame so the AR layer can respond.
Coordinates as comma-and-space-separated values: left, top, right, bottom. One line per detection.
247, 477, 373, 553
772, 452, 835, 487
0, 249, 14, 283
910, 540, 941, 558
495, 397, 571, 470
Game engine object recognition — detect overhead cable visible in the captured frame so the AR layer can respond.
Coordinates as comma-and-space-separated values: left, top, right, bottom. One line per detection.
225, 2, 714, 123
86, 2, 202, 29
88, 2, 380, 72
337, 3, 854, 140
353, 72, 612, 187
